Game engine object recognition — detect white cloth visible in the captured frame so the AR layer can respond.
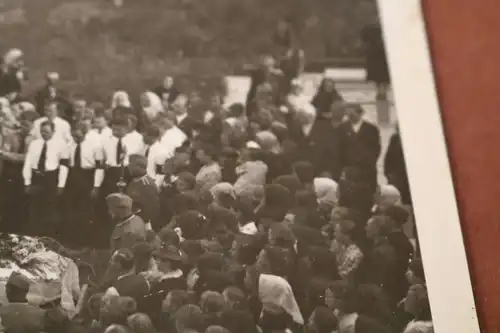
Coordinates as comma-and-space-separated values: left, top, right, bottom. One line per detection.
258, 274, 304, 325
31, 117, 72, 144
176, 113, 188, 125
239, 222, 258, 235
22, 137, 69, 187
158, 127, 187, 163
143, 91, 164, 120
351, 120, 363, 133
89, 127, 113, 144
403, 320, 434, 333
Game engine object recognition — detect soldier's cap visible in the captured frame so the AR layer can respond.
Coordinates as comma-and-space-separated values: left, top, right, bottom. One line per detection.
106, 193, 133, 209
129, 154, 148, 168
7, 271, 31, 291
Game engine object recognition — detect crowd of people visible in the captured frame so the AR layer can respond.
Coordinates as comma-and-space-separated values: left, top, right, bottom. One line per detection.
0, 18, 431, 333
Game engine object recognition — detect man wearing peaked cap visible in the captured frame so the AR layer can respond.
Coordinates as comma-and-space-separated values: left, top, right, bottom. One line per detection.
107, 192, 147, 252
126, 154, 160, 231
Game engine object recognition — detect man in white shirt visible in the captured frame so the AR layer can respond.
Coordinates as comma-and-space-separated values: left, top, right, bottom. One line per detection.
156, 113, 187, 185
91, 112, 113, 144
63, 121, 105, 247
31, 101, 72, 144
123, 114, 145, 155
23, 120, 69, 237
101, 116, 142, 195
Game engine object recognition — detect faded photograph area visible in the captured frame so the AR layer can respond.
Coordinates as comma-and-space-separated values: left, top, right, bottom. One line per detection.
0, 1, 431, 333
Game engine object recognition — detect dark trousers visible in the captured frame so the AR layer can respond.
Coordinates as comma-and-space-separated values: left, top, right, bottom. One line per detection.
64, 168, 95, 248
28, 170, 60, 238
0, 162, 28, 235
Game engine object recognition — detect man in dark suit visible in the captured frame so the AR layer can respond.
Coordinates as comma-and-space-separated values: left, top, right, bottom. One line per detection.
338, 104, 381, 214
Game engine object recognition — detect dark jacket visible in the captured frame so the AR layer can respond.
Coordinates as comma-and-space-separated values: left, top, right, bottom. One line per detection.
126, 175, 160, 229
339, 121, 381, 186
288, 116, 342, 180
384, 132, 411, 204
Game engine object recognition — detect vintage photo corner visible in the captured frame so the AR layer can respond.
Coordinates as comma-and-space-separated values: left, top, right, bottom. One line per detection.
378, 0, 480, 332
0, 0, 475, 332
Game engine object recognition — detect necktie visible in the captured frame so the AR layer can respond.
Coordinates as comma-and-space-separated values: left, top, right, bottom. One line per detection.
145, 146, 150, 158
74, 142, 81, 168
38, 141, 47, 172
116, 138, 123, 165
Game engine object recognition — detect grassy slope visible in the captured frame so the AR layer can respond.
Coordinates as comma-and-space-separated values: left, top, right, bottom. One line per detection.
0, 0, 376, 103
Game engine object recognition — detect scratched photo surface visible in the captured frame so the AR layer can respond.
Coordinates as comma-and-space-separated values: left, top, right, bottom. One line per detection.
0, 1, 432, 333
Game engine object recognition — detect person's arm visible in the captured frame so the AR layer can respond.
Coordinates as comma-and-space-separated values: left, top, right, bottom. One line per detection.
58, 142, 70, 190
22, 141, 34, 187
93, 142, 105, 191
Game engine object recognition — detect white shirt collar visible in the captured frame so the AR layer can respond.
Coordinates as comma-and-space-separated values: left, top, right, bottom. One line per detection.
351, 120, 364, 133
176, 113, 187, 124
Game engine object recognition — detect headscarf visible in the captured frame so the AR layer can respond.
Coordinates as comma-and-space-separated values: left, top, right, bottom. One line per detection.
255, 131, 281, 154
258, 274, 304, 325
142, 91, 164, 120
313, 177, 339, 207
376, 184, 402, 210
210, 183, 236, 205
111, 90, 132, 108
3, 49, 23, 67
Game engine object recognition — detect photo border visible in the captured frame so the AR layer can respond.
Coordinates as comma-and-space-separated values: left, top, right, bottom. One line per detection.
377, 1, 481, 332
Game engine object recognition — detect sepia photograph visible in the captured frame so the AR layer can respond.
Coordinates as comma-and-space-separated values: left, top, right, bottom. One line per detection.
0, 0, 478, 332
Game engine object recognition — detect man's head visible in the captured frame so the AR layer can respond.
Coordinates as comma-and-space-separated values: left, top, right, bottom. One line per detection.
106, 193, 133, 219
346, 104, 364, 124
44, 101, 59, 120
172, 95, 188, 116
40, 120, 55, 141
143, 126, 160, 146
71, 122, 86, 144
93, 112, 109, 131
19, 110, 39, 134
111, 116, 129, 139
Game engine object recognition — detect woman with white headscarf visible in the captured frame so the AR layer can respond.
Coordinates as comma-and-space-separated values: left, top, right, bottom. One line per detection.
111, 90, 132, 108
140, 91, 164, 121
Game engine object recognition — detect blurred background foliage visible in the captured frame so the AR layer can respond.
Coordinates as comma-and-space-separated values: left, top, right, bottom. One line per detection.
0, 0, 378, 103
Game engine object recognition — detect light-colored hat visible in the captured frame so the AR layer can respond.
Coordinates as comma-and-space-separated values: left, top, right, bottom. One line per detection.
46, 72, 60, 81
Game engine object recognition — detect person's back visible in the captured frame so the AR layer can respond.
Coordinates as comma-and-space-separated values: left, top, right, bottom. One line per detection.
0, 302, 47, 332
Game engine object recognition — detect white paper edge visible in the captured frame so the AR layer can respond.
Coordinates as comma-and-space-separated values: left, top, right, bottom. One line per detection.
377, 0, 481, 331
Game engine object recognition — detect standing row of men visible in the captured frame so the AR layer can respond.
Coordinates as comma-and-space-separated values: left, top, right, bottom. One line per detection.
2, 98, 190, 248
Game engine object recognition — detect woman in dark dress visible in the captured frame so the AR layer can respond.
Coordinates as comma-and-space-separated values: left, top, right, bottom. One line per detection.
311, 78, 343, 119
361, 22, 390, 101
384, 129, 412, 205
